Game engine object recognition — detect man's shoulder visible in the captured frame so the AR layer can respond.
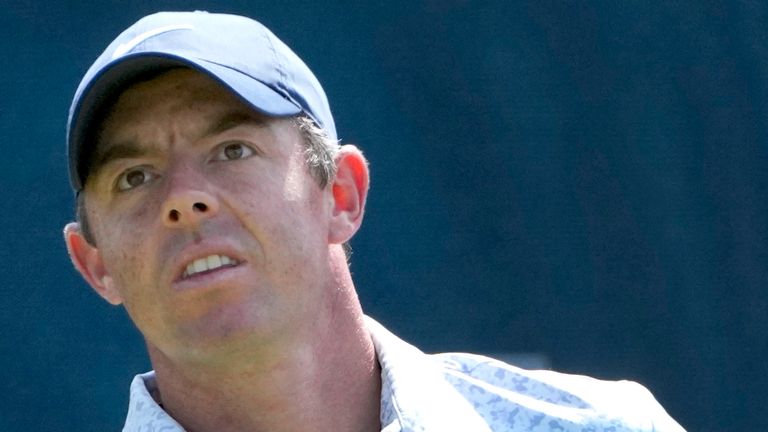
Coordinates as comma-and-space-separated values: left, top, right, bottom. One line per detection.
368, 316, 684, 431
427, 352, 685, 431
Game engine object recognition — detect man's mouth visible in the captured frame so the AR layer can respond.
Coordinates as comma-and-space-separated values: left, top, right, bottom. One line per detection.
182, 254, 240, 279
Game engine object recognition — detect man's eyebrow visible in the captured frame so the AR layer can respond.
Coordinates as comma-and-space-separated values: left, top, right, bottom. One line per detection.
202, 110, 269, 138
87, 111, 269, 180
89, 141, 150, 177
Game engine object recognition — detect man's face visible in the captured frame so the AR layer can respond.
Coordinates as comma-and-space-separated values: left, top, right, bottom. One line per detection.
77, 69, 337, 362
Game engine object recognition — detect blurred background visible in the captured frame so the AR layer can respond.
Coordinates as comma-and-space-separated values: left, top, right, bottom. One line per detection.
2, 1, 766, 430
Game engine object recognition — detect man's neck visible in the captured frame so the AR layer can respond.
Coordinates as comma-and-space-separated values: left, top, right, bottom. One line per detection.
145, 263, 381, 431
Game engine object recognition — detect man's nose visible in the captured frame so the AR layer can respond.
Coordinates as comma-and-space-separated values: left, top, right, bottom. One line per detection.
160, 174, 220, 228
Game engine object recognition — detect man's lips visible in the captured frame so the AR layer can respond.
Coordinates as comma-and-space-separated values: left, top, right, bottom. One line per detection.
181, 254, 241, 279
171, 241, 248, 284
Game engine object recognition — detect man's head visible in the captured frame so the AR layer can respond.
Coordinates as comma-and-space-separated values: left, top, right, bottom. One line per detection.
63, 12, 369, 363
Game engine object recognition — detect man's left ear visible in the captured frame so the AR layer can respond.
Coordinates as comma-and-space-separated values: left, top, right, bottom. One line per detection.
328, 145, 369, 244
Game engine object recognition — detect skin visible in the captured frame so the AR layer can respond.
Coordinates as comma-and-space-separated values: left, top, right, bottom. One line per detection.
63, 69, 379, 431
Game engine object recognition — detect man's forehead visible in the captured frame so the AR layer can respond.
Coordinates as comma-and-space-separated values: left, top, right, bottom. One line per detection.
108, 68, 246, 114
95, 109, 270, 153
98, 68, 270, 137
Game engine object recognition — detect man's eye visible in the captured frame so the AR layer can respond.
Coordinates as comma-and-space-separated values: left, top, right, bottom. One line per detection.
215, 142, 255, 161
116, 167, 155, 191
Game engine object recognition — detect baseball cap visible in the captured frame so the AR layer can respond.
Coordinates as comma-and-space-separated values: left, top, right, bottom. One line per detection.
67, 11, 336, 191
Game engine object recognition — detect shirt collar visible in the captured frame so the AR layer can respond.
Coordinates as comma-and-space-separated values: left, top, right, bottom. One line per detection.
366, 316, 492, 432
123, 371, 183, 431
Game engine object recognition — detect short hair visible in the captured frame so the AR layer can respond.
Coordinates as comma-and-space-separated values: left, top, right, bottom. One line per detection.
292, 114, 339, 189
76, 114, 347, 255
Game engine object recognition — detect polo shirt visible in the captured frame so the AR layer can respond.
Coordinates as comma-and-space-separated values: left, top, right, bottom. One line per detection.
122, 317, 685, 431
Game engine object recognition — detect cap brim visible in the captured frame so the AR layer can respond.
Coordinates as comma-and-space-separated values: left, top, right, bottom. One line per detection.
68, 53, 302, 190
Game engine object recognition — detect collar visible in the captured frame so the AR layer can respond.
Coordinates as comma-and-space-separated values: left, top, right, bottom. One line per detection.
366, 316, 492, 432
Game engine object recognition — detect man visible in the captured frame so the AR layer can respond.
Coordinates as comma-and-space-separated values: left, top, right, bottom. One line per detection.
63, 11, 685, 431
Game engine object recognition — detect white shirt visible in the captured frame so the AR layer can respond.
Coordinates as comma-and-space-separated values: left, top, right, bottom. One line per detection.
122, 317, 686, 431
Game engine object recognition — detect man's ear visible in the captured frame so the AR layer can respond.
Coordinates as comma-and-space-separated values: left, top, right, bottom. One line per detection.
63, 222, 123, 305
328, 145, 369, 244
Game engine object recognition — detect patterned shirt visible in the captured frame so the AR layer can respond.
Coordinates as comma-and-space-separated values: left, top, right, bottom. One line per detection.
122, 317, 686, 431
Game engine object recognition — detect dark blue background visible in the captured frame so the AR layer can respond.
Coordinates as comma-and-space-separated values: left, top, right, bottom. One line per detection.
2, 1, 765, 431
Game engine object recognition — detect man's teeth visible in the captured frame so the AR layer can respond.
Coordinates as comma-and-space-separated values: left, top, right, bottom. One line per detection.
183, 255, 237, 278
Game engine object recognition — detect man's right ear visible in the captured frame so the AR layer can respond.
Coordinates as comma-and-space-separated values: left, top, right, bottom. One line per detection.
63, 222, 123, 305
